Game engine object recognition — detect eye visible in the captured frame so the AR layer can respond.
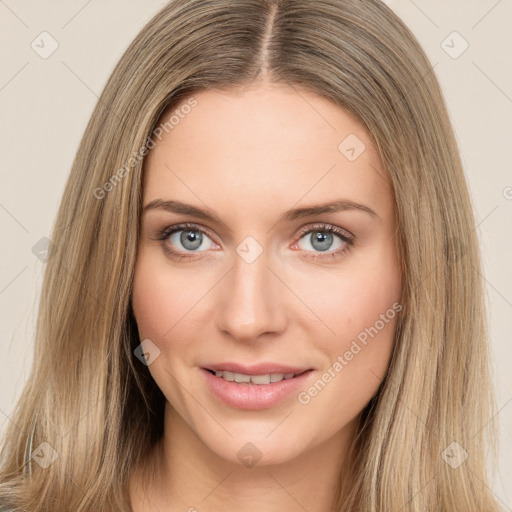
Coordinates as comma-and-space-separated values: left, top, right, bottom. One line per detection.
153, 222, 354, 261
154, 223, 218, 260
292, 223, 354, 259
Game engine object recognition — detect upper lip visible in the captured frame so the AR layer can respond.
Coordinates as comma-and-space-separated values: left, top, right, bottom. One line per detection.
203, 362, 313, 376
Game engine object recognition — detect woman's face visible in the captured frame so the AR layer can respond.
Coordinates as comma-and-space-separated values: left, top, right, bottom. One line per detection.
132, 83, 402, 467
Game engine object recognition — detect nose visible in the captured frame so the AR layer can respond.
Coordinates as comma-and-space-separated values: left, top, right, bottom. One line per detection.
215, 248, 288, 343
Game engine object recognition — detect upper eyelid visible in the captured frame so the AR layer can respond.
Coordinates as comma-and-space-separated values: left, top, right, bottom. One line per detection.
160, 222, 353, 245
296, 223, 353, 240
166, 223, 218, 242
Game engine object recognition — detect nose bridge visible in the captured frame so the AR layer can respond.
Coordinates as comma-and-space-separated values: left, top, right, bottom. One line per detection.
216, 243, 286, 341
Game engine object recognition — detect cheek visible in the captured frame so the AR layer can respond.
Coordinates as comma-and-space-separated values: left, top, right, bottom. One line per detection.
337, 268, 401, 340
296, 245, 402, 419
131, 251, 195, 344
305, 253, 401, 341
299, 241, 402, 381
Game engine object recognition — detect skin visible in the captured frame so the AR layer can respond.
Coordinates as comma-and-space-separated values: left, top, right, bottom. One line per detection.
129, 81, 402, 512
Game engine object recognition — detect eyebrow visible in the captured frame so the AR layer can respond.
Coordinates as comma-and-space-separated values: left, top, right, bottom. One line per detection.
142, 198, 379, 230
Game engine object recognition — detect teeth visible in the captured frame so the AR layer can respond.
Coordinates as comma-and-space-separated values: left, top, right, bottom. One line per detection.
234, 373, 251, 383
212, 370, 298, 384
251, 374, 271, 384
222, 371, 235, 381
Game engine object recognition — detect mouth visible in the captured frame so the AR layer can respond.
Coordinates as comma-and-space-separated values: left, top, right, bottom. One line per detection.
203, 368, 311, 385
200, 366, 315, 410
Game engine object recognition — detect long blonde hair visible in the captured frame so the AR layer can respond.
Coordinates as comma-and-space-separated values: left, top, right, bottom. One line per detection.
0, 1, 502, 510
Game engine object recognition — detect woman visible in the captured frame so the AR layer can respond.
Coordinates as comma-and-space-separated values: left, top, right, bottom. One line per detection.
0, 0, 503, 510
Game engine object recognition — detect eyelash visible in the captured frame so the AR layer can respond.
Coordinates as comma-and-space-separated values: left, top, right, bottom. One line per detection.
152, 222, 355, 262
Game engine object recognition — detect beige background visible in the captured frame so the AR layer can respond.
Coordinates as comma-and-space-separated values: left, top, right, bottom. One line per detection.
1, 0, 511, 505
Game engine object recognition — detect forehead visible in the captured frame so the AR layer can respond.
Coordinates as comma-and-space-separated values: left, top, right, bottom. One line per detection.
142, 84, 391, 219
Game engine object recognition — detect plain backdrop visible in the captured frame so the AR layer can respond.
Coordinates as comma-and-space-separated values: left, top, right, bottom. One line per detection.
1, 0, 511, 506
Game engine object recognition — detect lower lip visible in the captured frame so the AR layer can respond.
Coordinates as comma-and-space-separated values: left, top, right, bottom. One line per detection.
201, 368, 314, 410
